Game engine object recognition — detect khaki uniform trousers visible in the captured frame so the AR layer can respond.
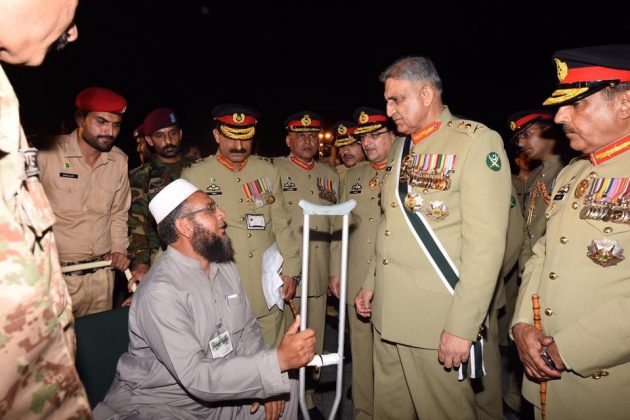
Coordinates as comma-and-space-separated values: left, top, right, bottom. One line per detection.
472, 310, 502, 420
373, 329, 476, 420
258, 305, 286, 349
347, 305, 373, 420
64, 268, 114, 318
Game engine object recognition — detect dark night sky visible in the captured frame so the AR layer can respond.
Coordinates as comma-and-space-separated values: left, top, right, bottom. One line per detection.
5, 0, 630, 167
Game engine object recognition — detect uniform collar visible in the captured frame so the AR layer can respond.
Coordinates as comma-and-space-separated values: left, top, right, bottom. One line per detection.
63, 130, 114, 164
589, 133, 630, 165
216, 154, 248, 172
409, 106, 449, 145
290, 154, 316, 170
370, 160, 387, 171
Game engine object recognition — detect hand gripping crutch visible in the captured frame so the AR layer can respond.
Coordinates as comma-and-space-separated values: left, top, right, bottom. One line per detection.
298, 198, 356, 420
60, 260, 136, 291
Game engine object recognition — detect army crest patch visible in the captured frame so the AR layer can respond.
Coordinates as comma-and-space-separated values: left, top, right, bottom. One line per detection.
486, 152, 502, 171
349, 182, 362, 195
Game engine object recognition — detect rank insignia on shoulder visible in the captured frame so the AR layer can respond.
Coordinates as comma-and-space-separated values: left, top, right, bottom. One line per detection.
349, 182, 363, 195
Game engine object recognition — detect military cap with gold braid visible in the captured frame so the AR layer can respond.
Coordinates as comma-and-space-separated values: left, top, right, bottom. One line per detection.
331, 120, 358, 147
212, 103, 259, 140
353, 106, 390, 135
507, 109, 554, 144
544, 44, 630, 106
285, 111, 323, 133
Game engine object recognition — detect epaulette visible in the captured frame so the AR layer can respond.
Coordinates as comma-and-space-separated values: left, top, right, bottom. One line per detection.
254, 155, 273, 163
446, 119, 488, 138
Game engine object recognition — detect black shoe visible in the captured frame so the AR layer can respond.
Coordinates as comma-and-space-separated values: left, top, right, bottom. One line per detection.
307, 407, 326, 420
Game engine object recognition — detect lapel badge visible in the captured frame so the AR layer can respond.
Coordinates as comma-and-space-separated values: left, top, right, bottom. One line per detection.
574, 178, 590, 199
426, 200, 449, 220
587, 239, 625, 267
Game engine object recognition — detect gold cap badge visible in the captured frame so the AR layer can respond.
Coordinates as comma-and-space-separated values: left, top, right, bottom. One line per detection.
554, 58, 569, 82
337, 124, 347, 135
301, 114, 312, 126
232, 113, 245, 124
359, 111, 369, 124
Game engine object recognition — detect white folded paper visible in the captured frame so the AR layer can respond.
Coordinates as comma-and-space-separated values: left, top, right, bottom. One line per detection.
261, 242, 284, 310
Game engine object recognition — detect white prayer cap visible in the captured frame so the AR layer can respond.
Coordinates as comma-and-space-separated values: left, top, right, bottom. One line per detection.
149, 179, 199, 224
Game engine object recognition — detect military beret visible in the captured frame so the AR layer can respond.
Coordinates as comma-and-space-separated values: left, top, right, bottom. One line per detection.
353, 106, 390, 135
285, 111, 323, 133
75, 87, 127, 114
143, 107, 179, 136
507, 110, 554, 143
543, 44, 630, 106
133, 124, 145, 138
212, 103, 259, 140
331, 121, 358, 147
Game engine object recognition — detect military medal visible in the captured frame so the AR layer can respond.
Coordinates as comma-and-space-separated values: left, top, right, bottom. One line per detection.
369, 177, 379, 190
580, 178, 630, 224
399, 153, 456, 191
242, 176, 274, 210
587, 239, 625, 267
404, 192, 423, 212
426, 200, 449, 220
574, 178, 589, 199
317, 177, 338, 204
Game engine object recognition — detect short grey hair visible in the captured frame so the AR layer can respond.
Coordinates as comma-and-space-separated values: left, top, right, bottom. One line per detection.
601, 81, 630, 100
379, 56, 443, 95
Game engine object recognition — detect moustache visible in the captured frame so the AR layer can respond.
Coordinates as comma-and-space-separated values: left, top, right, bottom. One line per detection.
97, 135, 114, 142
228, 148, 245, 154
562, 126, 577, 134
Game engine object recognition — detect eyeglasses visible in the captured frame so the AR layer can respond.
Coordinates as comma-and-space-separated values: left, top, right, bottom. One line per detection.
181, 203, 218, 218
360, 130, 390, 141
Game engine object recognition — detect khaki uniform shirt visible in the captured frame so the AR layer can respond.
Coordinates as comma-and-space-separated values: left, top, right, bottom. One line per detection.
368, 107, 511, 348
513, 145, 630, 417
0, 65, 90, 418
519, 155, 564, 270
182, 155, 300, 317
274, 156, 339, 297
39, 131, 130, 261
331, 161, 390, 305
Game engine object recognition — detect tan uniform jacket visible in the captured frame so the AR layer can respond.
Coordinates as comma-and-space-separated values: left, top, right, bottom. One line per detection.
519, 155, 564, 270
331, 161, 389, 305
38, 131, 130, 261
274, 156, 339, 297
512, 148, 630, 416
0, 65, 90, 418
368, 107, 511, 348
182, 155, 301, 317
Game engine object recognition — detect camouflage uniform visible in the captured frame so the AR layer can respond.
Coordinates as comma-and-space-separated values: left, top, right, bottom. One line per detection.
128, 155, 186, 267
0, 65, 90, 418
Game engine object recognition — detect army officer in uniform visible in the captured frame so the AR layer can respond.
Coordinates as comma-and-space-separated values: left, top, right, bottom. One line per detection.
182, 104, 301, 348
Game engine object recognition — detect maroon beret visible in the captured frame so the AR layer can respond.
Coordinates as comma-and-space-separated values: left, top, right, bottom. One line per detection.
75, 87, 127, 113
143, 107, 179, 136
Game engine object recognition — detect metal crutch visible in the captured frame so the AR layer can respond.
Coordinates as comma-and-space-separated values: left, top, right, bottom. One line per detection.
298, 198, 357, 420
60, 260, 136, 291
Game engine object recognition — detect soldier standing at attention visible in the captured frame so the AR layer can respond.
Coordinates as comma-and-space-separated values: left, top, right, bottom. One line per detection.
39, 87, 131, 318
274, 111, 339, 419
128, 107, 186, 284
182, 104, 301, 348
330, 108, 396, 419
512, 45, 630, 420
0, 0, 91, 416
355, 56, 511, 419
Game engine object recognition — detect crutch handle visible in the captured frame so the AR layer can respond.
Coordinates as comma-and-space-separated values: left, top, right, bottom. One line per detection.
298, 199, 356, 216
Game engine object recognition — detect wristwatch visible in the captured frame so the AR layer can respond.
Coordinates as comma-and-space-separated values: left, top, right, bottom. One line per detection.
293, 275, 302, 285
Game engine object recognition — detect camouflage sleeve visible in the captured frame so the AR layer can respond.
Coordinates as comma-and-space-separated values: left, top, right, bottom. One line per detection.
127, 171, 151, 267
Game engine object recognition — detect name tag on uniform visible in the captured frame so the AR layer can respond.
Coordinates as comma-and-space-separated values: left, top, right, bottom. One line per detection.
59, 172, 78, 179
246, 214, 266, 230
209, 330, 233, 358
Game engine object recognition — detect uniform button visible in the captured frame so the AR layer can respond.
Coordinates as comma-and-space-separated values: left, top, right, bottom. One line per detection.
551, 203, 557, 209
308, 174, 312, 179
371, 197, 375, 201
367, 259, 371, 263
236, 177, 241, 182
247, 233, 252, 238
385, 229, 391, 236
369, 217, 374, 222
314, 226, 318, 231
601, 370, 610, 377
391, 202, 397, 208
572, 202, 579, 209
240, 217, 245, 222
545, 213, 550, 220
379, 182, 383, 186
249, 253, 253, 258
367, 239, 372, 244
314, 244, 319, 249
592, 371, 602, 380
423, 189, 429, 194
560, 237, 568, 244
604, 226, 613, 234
288, 200, 293, 205
383, 259, 388, 265
549, 272, 558, 280
544, 308, 553, 316
239, 198, 243, 202
310, 190, 314, 195
589, 171, 598, 179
